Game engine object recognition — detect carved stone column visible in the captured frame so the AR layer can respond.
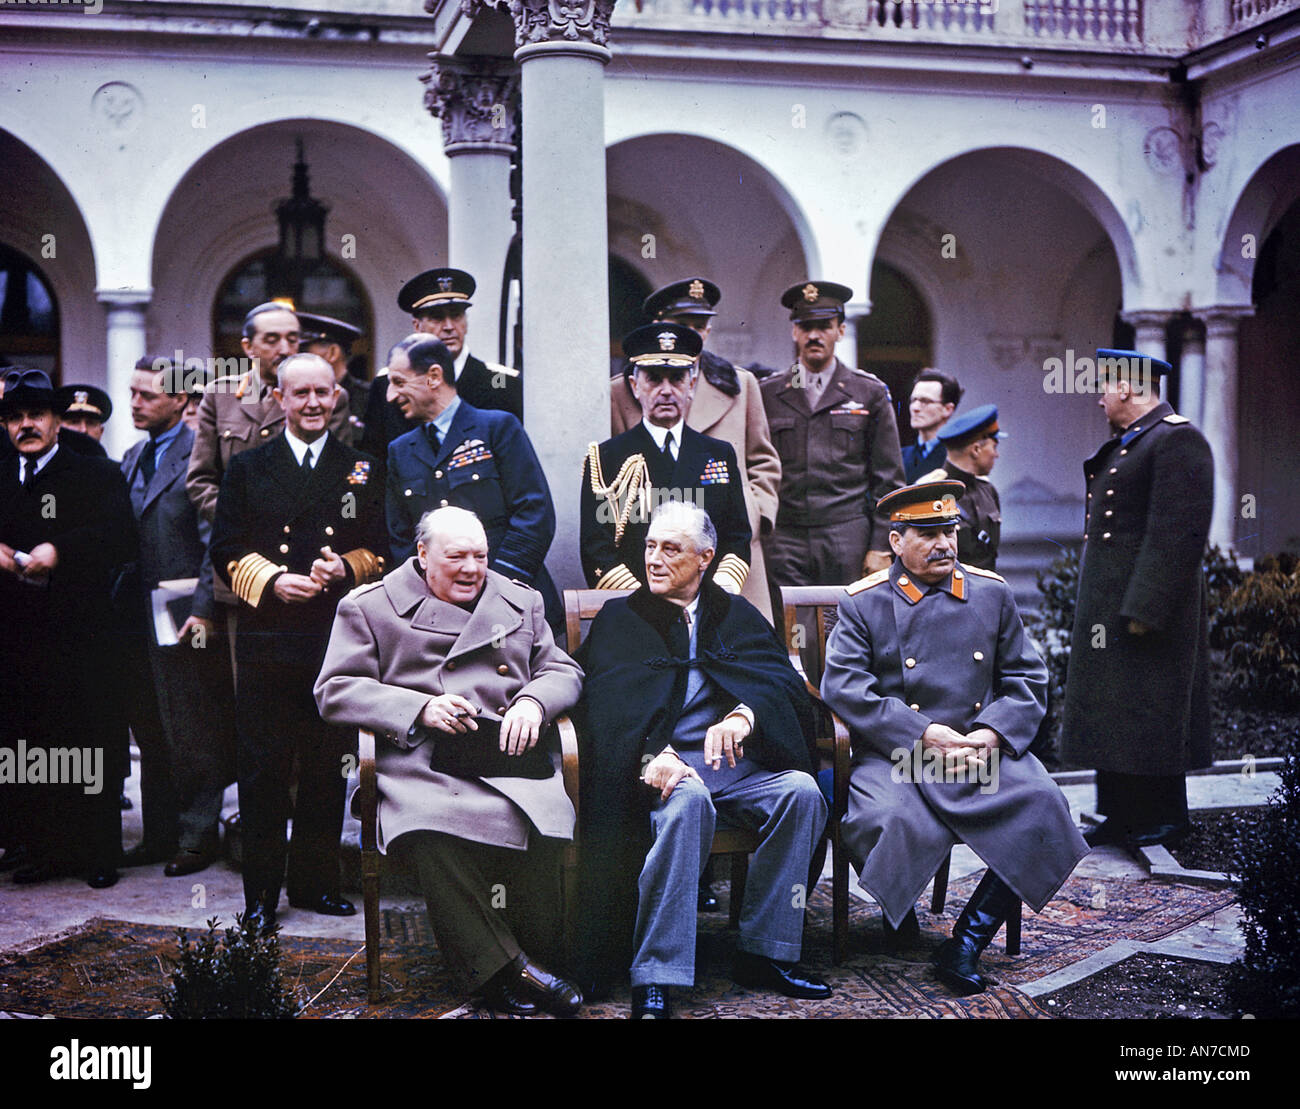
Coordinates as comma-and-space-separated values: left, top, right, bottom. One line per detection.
1121, 308, 1171, 401
838, 299, 871, 368
1177, 317, 1206, 429
468, 0, 617, 591
97, 289, 151, 460
423, 57, 519, 365
1197, 306, 1253, 550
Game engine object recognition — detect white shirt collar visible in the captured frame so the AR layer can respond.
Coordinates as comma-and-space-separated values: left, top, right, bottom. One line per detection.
283, 429, 326, 466
642, 417, 684, 452
453, 347, 470, 382
19, 442, 58, 481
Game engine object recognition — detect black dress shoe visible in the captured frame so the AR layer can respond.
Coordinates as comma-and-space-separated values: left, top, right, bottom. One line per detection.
1083, 819, 1128, 847
1125, 822, 1189, 849
480, 966, 539, 1016
0, 845, 31, 872
164, 848, 218, 878
288, 893, 356, 916
12, 858, 65, 885
86, 869, 119, 889
631, 984, 671, 1019
120, 843, 172, 868
732, 951, 832, 1000
512, 954, 583, 1017
697, 883, 720, 912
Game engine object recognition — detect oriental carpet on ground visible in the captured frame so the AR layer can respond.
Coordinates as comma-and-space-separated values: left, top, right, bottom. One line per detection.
0, 873, 1234, 1019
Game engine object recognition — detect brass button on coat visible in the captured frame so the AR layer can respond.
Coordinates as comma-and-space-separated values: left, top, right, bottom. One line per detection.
279, 544, 289, 553
325, 526, 335, 536
497, 664, 509, 675
973, 651, 984, 661
905, 657, 916, 669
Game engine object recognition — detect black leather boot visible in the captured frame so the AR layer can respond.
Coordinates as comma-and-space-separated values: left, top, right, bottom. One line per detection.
933, 871, 1019, 996
883, 908, 920, 951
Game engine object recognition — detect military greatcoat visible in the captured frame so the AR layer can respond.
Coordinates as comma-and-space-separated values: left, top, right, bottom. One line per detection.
314, 563, 582, 852
1062, 402, 1214, 776
821, 560, 1088, 928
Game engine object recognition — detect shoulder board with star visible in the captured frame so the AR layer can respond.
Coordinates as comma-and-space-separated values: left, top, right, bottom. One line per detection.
207, 371, 251, 394
850, 367, 890, 389
1162, 413, 1190, 425
845, 568, 890, 595
483, 361, 520, 379
960, 563, 1005, 583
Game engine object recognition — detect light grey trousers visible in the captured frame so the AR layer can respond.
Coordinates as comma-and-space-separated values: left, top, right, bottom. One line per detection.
630, 764, 827, 988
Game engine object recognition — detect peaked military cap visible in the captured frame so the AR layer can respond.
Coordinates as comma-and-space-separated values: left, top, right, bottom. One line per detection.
644, 277, 721, 321
878, 479, 965, 527
1095, 347, 1171, 381
1, 367, 56, 415
55, 383, 112, 423
938, 402, 1006, 447
781, 280, 853, 321
398, 268, 475, 314
622, 322, 703, 375
297, 312, 363, 350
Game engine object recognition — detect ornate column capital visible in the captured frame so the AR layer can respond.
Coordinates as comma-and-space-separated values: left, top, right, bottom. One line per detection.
422, 56, 520, 155
1194, 304, 1255, 339
96, 287, 153, 309
1119, 308, 1174, 329
463, 0, 616, 52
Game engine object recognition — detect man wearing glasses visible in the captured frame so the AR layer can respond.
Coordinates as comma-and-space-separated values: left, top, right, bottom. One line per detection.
901, 370, 963, 483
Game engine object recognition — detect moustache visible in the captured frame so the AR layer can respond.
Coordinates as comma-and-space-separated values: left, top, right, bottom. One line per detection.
16, 430, 41, 441
926, 550, 954, 563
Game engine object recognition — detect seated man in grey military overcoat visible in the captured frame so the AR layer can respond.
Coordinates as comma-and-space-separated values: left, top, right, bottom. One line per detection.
314, 506, 584, 1016
821, 481, 1088, 995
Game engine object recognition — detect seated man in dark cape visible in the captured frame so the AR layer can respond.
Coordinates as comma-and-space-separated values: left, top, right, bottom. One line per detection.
574, 501, 828, 1018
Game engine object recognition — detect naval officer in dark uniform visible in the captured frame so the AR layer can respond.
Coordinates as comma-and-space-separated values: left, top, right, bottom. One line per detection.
298, 312, 370, 441
919, 404, 1005, 572
761, 281, 906, 587
821, 481, 1087, 995
210, 353, 387, 929
581, 323, 751, 597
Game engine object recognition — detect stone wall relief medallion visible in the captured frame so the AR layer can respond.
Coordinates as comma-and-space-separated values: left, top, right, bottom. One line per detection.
1199, 121, 1225, 171
1143, 126, 1184, 175
825, 111, 868, 161
92, 82, 144, 146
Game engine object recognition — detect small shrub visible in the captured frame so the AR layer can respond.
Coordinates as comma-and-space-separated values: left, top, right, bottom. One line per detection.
160, 914, 302, 1019
1230, 735, 1300, 1018
1212, 558, 1300, 710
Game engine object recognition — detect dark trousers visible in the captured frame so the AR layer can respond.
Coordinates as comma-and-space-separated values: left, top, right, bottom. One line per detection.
1095, 769, 1189, 829
236, 655, 348, 912
393, 830, 564, 990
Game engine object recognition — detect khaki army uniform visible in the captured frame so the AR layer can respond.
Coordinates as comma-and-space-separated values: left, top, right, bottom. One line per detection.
760, 358, 905, 587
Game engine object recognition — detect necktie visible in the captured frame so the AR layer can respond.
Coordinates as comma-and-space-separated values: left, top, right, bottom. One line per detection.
426, 424, 442, 454
682, 607, 704, 705
22, 460, 37, 491
139, 439, 157, 484
805, 373, 824, 409
662, 431, 675, 462
301, 448, 313, 472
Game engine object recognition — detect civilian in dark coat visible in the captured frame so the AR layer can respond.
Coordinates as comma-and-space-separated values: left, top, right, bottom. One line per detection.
210, 355, 388, 926
574, 509, 821, 1001
0, 369, 136, 886
1063, 351, 1214, 849
118, 360, 235, 874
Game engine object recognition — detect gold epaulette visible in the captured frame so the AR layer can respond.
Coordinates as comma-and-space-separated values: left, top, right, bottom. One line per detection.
845, 568, 890, 595
228, 553, 284, 607
917, 467, 949, 482
1162, 414, 1190, 425
342, 548, 385, 586
714, 553, 749, 594
961, 563, 1005, 582
596, 563, 639, 591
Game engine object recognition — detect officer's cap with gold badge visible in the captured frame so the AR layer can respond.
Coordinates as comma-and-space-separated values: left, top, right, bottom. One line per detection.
397, 268, 475, 315
297, 312, 363, 352
644, 278, 721, 321
878, 479, 966, 529
781, 280, 854, 322
622, 322, 703, 379
55, 384, 112, 424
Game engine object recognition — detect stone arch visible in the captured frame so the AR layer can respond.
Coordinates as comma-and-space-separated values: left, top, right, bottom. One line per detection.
1215, 143, 1300, 306
0, 129, 100, 386
150, 119, 449, 372
606, 132, 818, 372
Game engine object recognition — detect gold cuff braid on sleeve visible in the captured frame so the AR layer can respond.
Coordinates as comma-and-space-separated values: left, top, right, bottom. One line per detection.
228, 553, 283, 608
596, 563, 640, 591
714, 553, 749, 595
342, 548, 385, 586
